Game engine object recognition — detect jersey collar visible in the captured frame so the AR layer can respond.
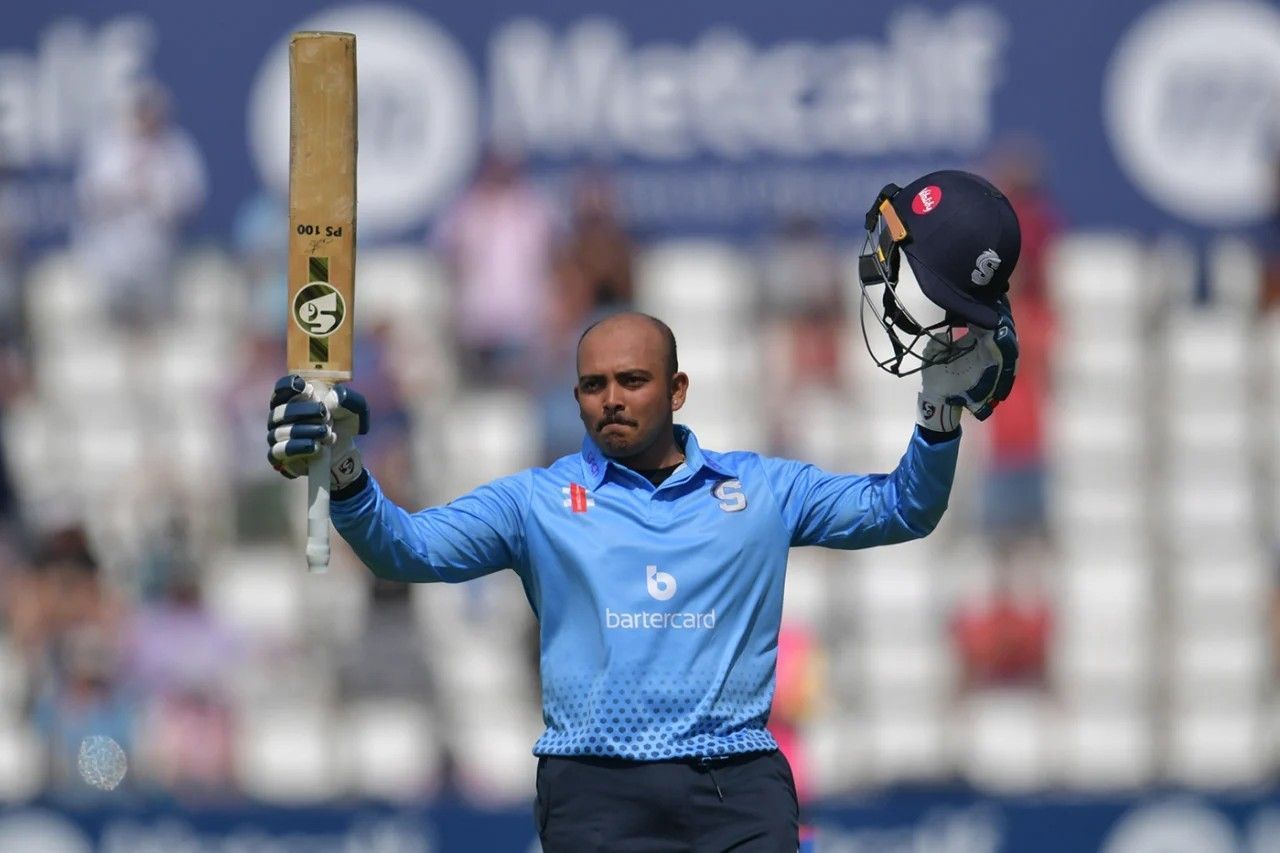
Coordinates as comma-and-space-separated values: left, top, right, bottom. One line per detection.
579, 424, 735, 489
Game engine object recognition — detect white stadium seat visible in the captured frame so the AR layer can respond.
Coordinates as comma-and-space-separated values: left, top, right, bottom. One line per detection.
1047, 234, 1147, 320
804, 713, 869, 795
863, 707, 948, 784
340, 699, 441, 801
780, 548, 832, 631
1169, 633, 1270, 706
1168, 706, 1268, 788
1058, 705, 1155, 789
235, 703, 341, 803
636, 241, 755, 326
452, 710, 543, 805
849, 542, 938, 642
958, 691, 1056, 792
0, 722, 45, 802
204, 547, 305, 646
857, 638, 954, 706
435, 391, 541, 498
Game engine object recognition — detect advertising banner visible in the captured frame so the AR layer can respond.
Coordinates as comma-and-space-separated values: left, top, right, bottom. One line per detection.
2, 1, 1276, 243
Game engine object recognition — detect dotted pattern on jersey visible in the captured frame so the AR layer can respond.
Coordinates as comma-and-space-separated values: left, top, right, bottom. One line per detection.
534, 664, 779, 759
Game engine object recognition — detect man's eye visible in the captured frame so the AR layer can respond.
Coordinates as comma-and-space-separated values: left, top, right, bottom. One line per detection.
622, 376, 646, 387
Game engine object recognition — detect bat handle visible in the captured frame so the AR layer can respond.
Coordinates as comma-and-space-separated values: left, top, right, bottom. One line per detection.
306, 379, 332, 574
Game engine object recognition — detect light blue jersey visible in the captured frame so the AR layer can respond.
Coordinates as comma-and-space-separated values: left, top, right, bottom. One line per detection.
331, 425, 958, 760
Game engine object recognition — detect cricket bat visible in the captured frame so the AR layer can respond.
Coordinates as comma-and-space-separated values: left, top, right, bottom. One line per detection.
287, 32, 357, 573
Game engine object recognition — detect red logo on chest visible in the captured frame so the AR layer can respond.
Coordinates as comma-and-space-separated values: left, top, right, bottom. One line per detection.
562, 483, 594, 513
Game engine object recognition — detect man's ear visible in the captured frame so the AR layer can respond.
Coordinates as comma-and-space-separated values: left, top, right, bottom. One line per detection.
670, 372, 688, 412
573, 385, 581, 405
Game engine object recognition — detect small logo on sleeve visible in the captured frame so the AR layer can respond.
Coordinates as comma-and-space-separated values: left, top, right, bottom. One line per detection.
562, 483, 594, 513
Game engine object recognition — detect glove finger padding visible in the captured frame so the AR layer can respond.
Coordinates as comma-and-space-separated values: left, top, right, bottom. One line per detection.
270, 374, 311, 408
266, 375, 371, 488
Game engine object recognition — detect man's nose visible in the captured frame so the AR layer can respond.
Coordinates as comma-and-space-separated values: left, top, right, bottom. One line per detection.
602, 384, 624, 410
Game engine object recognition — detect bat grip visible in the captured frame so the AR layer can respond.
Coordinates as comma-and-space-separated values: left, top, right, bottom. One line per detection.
306, 380, 332, 574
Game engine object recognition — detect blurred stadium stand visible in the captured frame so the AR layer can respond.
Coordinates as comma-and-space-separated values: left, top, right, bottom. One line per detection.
1, 227, 1276, 808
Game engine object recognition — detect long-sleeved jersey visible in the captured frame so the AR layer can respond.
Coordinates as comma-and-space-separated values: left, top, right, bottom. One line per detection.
331, 425, 958, 760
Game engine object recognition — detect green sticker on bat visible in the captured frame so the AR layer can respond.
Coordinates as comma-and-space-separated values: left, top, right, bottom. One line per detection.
292, 281, 347, 340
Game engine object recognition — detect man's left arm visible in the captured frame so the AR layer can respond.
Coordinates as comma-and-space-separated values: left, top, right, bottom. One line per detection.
764, 429, 959, 549
768, 297, 1017, 548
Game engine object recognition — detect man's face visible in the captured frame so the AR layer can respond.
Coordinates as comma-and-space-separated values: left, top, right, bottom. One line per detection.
575, 317, 687, 460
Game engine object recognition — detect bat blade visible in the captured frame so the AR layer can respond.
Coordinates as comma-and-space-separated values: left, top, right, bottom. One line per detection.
287, 31, 357, 574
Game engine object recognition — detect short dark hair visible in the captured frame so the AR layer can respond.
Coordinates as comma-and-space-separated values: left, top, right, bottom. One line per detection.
577, 312, 679, 377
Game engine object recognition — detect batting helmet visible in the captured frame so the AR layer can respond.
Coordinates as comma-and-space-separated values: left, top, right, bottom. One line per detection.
858, 169, 1021, 376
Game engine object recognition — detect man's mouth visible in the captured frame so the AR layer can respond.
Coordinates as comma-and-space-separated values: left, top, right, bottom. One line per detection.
598, 418, 636, 432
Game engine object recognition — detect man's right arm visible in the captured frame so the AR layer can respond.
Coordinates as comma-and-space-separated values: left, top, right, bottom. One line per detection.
329, 469, 531, 583
266, 374, 530, 583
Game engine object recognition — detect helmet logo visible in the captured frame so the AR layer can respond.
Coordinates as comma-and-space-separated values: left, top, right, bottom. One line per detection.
912, 185, 943, 215
970, 249, 1002, 286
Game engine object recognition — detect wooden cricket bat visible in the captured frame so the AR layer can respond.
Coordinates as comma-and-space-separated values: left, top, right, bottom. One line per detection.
287, 32, 357, 573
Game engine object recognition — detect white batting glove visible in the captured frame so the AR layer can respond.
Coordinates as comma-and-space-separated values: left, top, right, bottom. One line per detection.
917, 300, 1019, 432
267, 375, 369, 490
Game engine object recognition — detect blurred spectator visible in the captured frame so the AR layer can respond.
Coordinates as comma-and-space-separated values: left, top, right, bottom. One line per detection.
351, 320, 416, 507
951, 559, 1053, 692
224, 331, 291, 543
0, 165, 30, 537
333, 321, 431, 701
225, 191, 290, 543
8, 528, 131, 793
6, 527, 123, 683
768, 622, 825, 808
1262, 155, 1280, 311
433, 148, 561, 388
756, 215, 846, 453
231, 190, 288, 332
946, 139, 1061, 698
335, 572, 434, 702
32, 624, 134, 794
558, 168, 635, 316
532, 170, 639, 464
980, 138, 1062, 555
73, 80, 207, 332
126, 560, 237, 796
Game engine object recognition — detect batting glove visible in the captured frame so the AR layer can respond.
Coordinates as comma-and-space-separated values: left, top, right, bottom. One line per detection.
917, 296, 1019, 431
267, 375, 370, 490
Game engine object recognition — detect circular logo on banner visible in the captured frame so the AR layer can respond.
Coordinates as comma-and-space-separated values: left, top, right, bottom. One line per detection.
293, 282, 347, 337
0, 810, 93, 853
249, 5, 480, 237
1100, 799, 1237, 853
912, 186, 943, 215
1105, 0, 1280, 224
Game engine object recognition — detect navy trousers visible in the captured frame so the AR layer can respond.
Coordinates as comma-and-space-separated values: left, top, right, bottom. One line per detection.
534, 749, 799, 852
